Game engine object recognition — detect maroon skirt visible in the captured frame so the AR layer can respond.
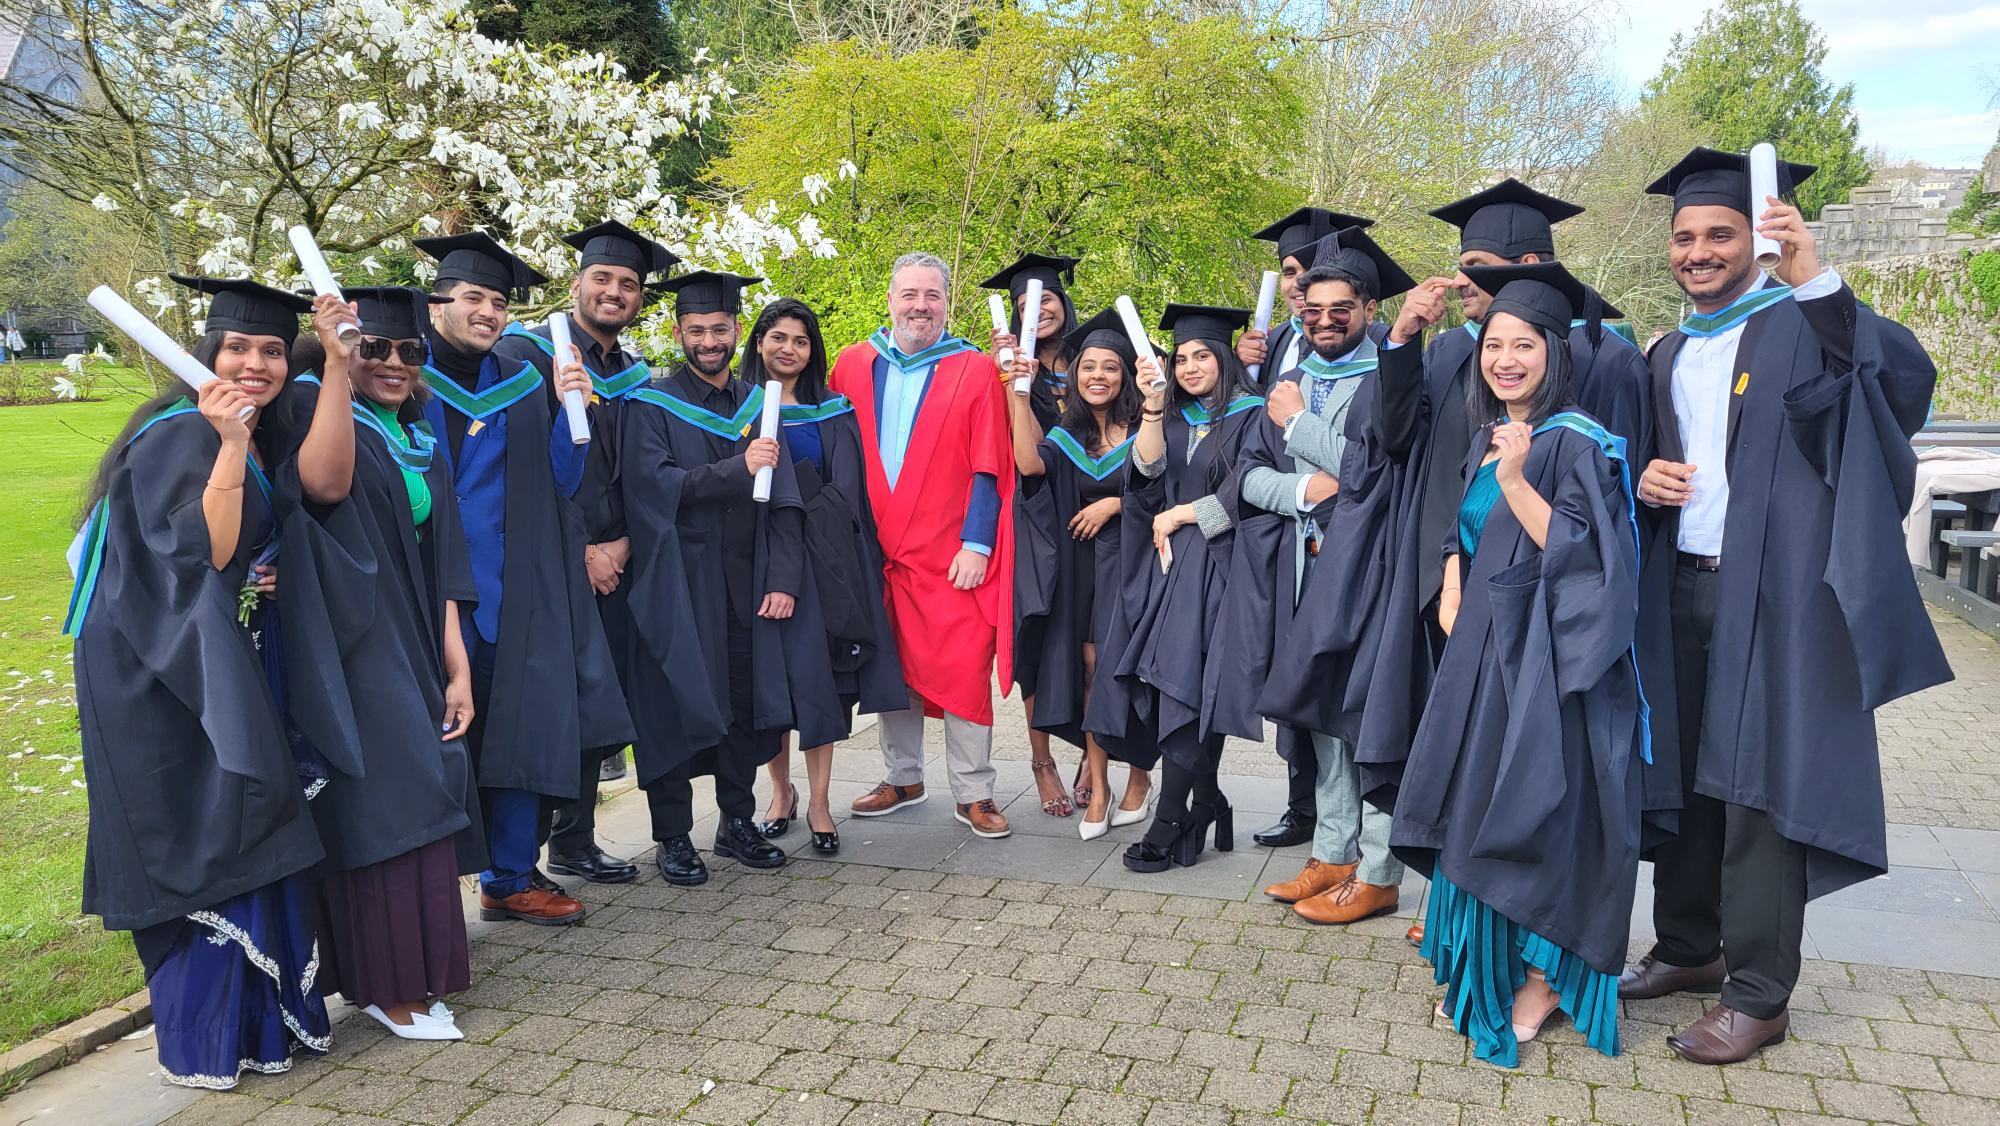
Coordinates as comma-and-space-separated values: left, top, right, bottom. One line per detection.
315, 837, 470, 1008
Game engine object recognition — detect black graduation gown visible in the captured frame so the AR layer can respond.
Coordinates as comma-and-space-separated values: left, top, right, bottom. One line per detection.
490, 321, 639, 753
1377, 321, 1652, 611
1254, 319, 1305, 393
74, 409, 323, 932
1633, 284, 1951, 899
792, 408, 907, 724
271, 391, 485, 874
1014, 431, 1128, 749
1084, 400, 1282, 768
618, 368, 845, 784
1394, 422, 1644, 974
1252, 370, 1432, 807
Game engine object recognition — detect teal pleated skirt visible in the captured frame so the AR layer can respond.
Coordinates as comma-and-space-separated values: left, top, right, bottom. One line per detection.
1420, 869, 1620, 1067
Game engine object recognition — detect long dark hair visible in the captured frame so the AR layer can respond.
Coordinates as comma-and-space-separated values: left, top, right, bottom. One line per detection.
1014, 288, 1078, 375
1056, 345, 1144, 453
82, 331, 290, 516
1171, 335, 1259, 416
1466, 323, 1574, 427
739, 298, 830, 404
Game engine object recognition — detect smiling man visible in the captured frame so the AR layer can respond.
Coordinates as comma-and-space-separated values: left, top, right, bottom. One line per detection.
1620, 147, 1951, 1065
830, 252, 1017, 840
414, 232, 597, 927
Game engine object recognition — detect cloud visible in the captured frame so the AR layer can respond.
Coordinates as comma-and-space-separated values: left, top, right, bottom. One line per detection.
1826, 5, 2000, 56
1856, 105, 2000, 165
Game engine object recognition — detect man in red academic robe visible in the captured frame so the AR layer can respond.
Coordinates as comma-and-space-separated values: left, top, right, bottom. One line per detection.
830, 252, 1017, 839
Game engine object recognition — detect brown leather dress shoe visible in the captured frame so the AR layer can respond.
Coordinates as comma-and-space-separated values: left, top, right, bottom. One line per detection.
1264, 858, 1355, 903
478, 886, 585, 926
850, 781, 926, 816
1667, 1004, 1789, 1064
1617, 953, 1726, 999
955, 799, 1012, 839
1294, 876, 1398, 925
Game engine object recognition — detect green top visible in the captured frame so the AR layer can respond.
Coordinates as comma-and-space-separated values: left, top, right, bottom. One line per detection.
367, 399, 432, 527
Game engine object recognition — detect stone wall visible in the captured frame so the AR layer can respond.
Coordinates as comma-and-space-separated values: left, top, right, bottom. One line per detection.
1808, 183, 1999, 263
1843, 247, 2000, 418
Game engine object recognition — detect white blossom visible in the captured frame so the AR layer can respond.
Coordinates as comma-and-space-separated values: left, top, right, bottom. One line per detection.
90, 194, 119, 212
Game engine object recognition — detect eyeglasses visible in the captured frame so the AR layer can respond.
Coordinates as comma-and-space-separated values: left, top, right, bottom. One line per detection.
1300, 306, 1356, 326
358, 337, 428, 365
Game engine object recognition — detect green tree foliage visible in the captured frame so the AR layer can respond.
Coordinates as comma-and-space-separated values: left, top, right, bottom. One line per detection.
473, 0, 684, 79
712, 0, 1305, 347
1641, 0, 1869, 219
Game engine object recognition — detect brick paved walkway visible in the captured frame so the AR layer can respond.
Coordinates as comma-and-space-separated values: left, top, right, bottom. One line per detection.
9, 609, 2000, 1125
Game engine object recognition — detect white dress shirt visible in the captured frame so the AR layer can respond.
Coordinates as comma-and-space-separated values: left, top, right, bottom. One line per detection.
1671, 268, 1842, 555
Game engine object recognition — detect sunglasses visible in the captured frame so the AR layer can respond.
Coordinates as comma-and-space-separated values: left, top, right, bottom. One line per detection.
358, 337, 428, 365
1300, 306, 1356, 326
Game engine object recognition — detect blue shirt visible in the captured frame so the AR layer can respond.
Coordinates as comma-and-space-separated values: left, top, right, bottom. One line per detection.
870, 351, 999, 555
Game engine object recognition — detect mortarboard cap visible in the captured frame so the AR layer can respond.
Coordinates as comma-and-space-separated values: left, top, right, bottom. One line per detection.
343, 285, 450, 341
414, 232, 550, 301
977, 253, 1080, 297
563, 220, 678, 279
1460, 261, 1623, 337
1429, 178, 1582, 259
656, 270, 761, 316
1064, 306, 1141, 368
1252, 207, 1375, 265
1306, 226, 1417, 300
1157, 303, 1251, 348
1644, 146, 1816, 217
170, 274, 313, 344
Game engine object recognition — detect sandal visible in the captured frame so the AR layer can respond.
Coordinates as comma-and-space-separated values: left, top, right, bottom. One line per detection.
1031, 758, 1074, 817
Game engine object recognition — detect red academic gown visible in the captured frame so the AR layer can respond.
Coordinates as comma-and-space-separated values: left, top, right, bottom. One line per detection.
831, 339, 1015, 724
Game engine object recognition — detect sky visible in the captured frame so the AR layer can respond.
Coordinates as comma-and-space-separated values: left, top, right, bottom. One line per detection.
1603, 0, 2000, 168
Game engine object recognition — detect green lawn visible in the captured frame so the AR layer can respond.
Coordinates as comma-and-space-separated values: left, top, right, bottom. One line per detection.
0, 386, 152, 1055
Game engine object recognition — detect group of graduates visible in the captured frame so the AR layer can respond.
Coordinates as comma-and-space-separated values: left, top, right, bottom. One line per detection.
71, 143, 1952, 1092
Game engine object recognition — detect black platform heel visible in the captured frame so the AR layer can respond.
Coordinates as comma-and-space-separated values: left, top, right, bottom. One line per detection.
1174, 804, 1216, 867
1124, 815, 1185, 873
1212, 800, 1234, 852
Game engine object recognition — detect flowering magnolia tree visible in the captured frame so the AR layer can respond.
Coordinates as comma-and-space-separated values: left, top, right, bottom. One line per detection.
0, 0, 836, 363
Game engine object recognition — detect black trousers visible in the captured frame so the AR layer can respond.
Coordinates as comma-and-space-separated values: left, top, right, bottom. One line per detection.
1648, 561, 1808, 1020
642, 619, 776, 840
547, 744, 619, 856
1284, 731, 1318, 818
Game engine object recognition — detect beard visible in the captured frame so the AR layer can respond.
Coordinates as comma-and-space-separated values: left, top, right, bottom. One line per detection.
891, 317, 943, 353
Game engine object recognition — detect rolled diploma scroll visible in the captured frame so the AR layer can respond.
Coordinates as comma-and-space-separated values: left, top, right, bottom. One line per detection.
1114, 295, 1165, 392
1014, 278, 1043, 396
545, 313, 592, 446
87, 285, 251, 419
987, 294, 1016, 374
1247, 269, 1280, 384
752, 379, 782, 503
1749, 143, 1781, 270
286, 225, 361, 341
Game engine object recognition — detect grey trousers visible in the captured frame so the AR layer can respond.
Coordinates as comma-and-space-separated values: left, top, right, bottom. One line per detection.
1311, 729, 1405, 887
878, 688, 996, 804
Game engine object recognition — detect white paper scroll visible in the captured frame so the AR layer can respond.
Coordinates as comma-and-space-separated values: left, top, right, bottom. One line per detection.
1014, 278, 1044, 396
1750, 143, 1782, 270
987, 294, 1016, 376
1247, 269, 1280, 384
87, 285, 250, 418
286, 226, 361, 342
1114, 295, 1165, 392
545, 313, 592, 446
752, 379, 782, 503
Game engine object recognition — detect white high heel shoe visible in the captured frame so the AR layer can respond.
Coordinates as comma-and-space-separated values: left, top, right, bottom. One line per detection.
1108, 787, 1154, 828
1079, 814, 1109, 841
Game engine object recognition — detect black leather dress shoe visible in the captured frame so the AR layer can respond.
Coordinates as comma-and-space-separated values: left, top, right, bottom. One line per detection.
528, 867, 566, 894
1618, 954, 1726, 1000
654, 836, 709, 886
714, 816, 788, 869
547, 844, 639, 884
599, 752, 628, 782
1252, 809, 1314, 848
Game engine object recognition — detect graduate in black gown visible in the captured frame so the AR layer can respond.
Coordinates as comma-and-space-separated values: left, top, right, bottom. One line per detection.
1390, 263, 1646, 1070
411, 233, 599, 927
982, 252, 1089, 818
1005, 307, 1153, 839
621, 272, 845, 886
281, 286, 483, 1041
1232, 208, 1373, 848
493, 220, 672, 886
1085, 304, 1281, 873
70, 278, 358, 1087
1617, 148, 1951, 1065
748, 298, 907, 856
